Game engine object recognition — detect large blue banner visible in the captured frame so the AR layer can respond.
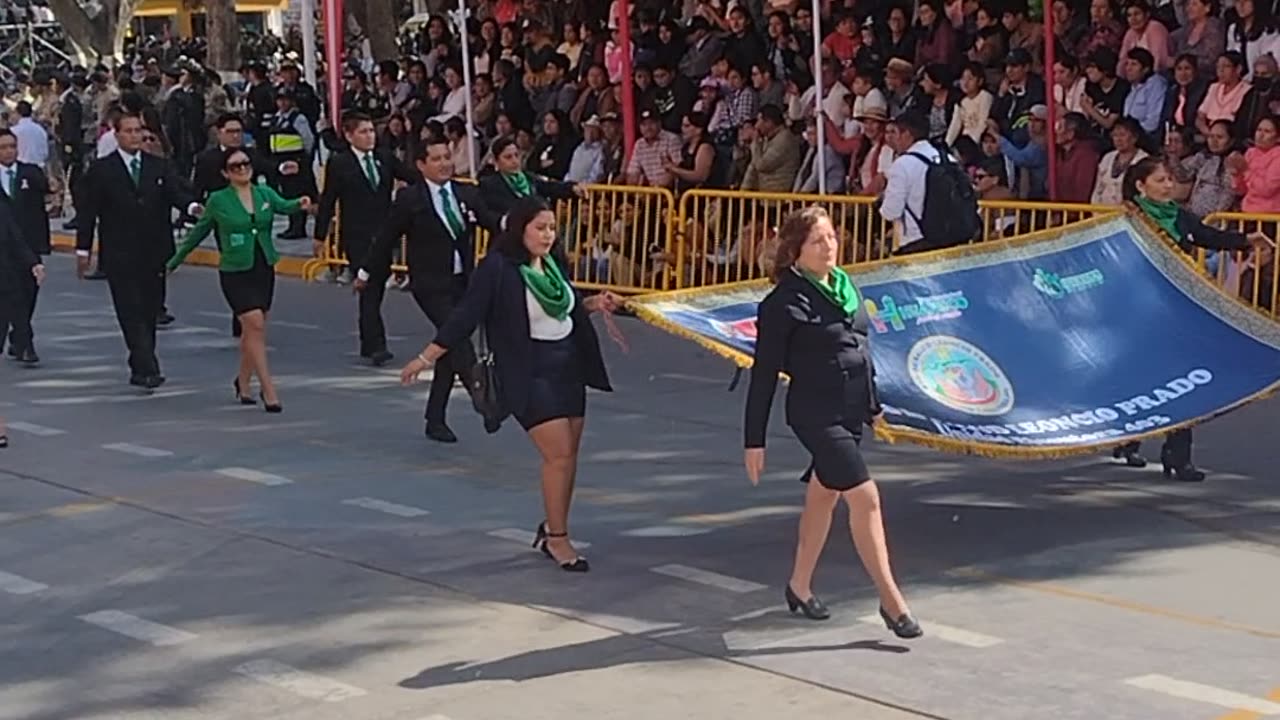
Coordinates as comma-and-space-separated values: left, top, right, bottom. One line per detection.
630, 214, 1280, 457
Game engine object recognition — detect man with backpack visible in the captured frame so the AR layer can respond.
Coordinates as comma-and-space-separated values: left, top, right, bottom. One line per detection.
880, 112, 982, 256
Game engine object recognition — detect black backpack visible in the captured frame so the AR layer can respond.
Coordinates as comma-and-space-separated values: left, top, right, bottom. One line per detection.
904, 148, 982, 249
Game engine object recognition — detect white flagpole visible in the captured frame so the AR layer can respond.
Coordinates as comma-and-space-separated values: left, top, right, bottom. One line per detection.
454, 0, 478, 180
811, 0, 825, 195
300, 0, 318, 89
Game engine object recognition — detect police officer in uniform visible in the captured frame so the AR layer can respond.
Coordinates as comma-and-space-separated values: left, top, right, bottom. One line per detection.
266, 88, 316, 240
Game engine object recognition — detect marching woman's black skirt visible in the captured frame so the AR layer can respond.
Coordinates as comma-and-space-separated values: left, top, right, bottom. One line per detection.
515, 336, 587, 431
793, 418, 872, 491
219, 243, 276, 316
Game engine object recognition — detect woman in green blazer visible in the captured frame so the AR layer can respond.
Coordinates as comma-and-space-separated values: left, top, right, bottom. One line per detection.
169, 147, 312, 413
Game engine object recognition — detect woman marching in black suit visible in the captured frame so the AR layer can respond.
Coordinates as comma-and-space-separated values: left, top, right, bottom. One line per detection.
744, 206, 921, 637
400, 198, 624, 572
1112, 156, 1274, 481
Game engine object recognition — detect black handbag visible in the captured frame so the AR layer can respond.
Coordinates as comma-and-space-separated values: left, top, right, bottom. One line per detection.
470, 324, 504, 433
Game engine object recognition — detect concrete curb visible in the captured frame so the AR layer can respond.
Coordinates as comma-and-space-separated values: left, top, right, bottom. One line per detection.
50, 233, 314, 279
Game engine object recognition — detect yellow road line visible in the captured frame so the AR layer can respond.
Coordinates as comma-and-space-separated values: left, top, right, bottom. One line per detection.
949, 567, 1280, 640
1213, 688, 1280, 720
0, 501, 109, 528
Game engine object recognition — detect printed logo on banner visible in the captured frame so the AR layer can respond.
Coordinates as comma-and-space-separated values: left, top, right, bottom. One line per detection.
908, 336, 1015, 416
1033, 268, 1105, 298
865, 291, 969, 334
709, 318, 758, 342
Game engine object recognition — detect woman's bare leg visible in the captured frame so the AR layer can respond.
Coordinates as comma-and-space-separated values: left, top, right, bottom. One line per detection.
843, 480, 909, 616
527, 418, 583, 563
789, 475, 840, 599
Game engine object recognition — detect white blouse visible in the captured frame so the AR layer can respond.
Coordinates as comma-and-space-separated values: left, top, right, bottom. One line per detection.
946, 90, 994, 146
527, 287, 575, 341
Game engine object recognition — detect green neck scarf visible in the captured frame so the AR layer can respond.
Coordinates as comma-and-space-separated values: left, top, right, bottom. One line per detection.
1135, 195, 1181, 241
503, 170, 533, 197
520, 255, 572, 321
802, 267, 860, 316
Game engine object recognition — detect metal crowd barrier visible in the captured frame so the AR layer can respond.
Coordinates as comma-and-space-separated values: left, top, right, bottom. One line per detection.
1200, 212, 1279, 319
300, 183, 1277, 317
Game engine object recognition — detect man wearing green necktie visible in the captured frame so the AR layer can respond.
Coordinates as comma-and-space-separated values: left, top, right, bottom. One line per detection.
0, 128, 51, 365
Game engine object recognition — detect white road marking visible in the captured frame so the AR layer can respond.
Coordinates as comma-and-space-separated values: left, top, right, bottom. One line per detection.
341, 497, 430, 518
650, 564, 766, 594
7, 422, 66, 437
78, 610, 197, 646
728, 606, 778, 622
487, 528, 592, 548
233, 659, 367, 702
47, 326, 217, 344
1124, 675, 1280, 713
33, 390, 200, 405
273, 320, 323, 331
856, 614, 1003, 648
622, 525, 713, 538
0, 570, 48, 595
101, 442, 173, 458
215, 467, 293, 486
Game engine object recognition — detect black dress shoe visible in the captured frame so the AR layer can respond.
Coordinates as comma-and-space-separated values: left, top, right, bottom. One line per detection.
424, 422, 458, 443
5, 345, 16, 359
785, 585, 831, 620
18, 348, 38, 365
367, 350, 394, 367
129, 374, 165, 390
879, 606, 923, 639
84, 270, 107, 280
156, 312, 176, 327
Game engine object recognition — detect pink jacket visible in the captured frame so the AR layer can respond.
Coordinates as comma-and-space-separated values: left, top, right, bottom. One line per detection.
1238, 145, 1280, 213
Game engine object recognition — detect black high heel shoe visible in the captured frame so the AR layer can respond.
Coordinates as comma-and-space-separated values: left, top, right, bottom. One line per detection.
533, 522, 589, 572
233, 378, 256, 405
0, 434, 8, 449
260, 392, 282, 414
879, 606, 923, 639
784, 585, 830, 620
1161, 447, 1205, 482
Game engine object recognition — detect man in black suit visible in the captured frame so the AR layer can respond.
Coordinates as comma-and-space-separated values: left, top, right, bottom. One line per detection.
75, 113, 201, 389
315, 111, 416, 366
55, 74, 85, 230
0, 201, 46, 358
0, 129, 52, 365
356, 139, 499, 443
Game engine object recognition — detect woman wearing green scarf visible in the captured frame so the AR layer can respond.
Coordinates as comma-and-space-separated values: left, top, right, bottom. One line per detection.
400, 199, 624, 573
1119, 156, 1274, 481
743, 206, 922, 638
479, 137, 587, 217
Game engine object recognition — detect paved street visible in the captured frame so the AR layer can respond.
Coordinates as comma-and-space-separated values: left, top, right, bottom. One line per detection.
2, 253, 1278, 720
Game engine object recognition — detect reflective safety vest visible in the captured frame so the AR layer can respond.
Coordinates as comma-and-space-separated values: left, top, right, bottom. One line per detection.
268, 110, 305, 155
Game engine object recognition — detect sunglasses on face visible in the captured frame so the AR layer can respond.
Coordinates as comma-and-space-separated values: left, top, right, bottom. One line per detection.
226, 160, 253, 171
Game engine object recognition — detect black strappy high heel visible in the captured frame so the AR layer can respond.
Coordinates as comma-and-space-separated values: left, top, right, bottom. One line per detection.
233, 378, 256, 405
260, 392, 282, 414
533, 522, 589, 573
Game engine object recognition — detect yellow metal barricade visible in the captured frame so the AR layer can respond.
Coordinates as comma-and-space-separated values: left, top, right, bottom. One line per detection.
975, 200, 1117, 244
546, 184, 677, 294
675, 190, 890, 288
1200, 212, 1279, 319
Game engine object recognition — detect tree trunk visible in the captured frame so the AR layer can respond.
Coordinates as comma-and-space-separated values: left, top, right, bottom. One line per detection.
205, 0, 241, 71
45, 0, 145, 63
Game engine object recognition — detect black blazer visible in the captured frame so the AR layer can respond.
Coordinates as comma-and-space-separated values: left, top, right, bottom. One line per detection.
57, 92, 84, 151
434, 252, 611, 420
363, 179, 499, 288
75, 151, 195, 272
192, 145, 271, 200
315, 147, 417, 249
0, 200, 40, 287
1171, 207, 1251, 253
478, 172, 578, 217
0, 162, 51, 254
744, 270, 881, 449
